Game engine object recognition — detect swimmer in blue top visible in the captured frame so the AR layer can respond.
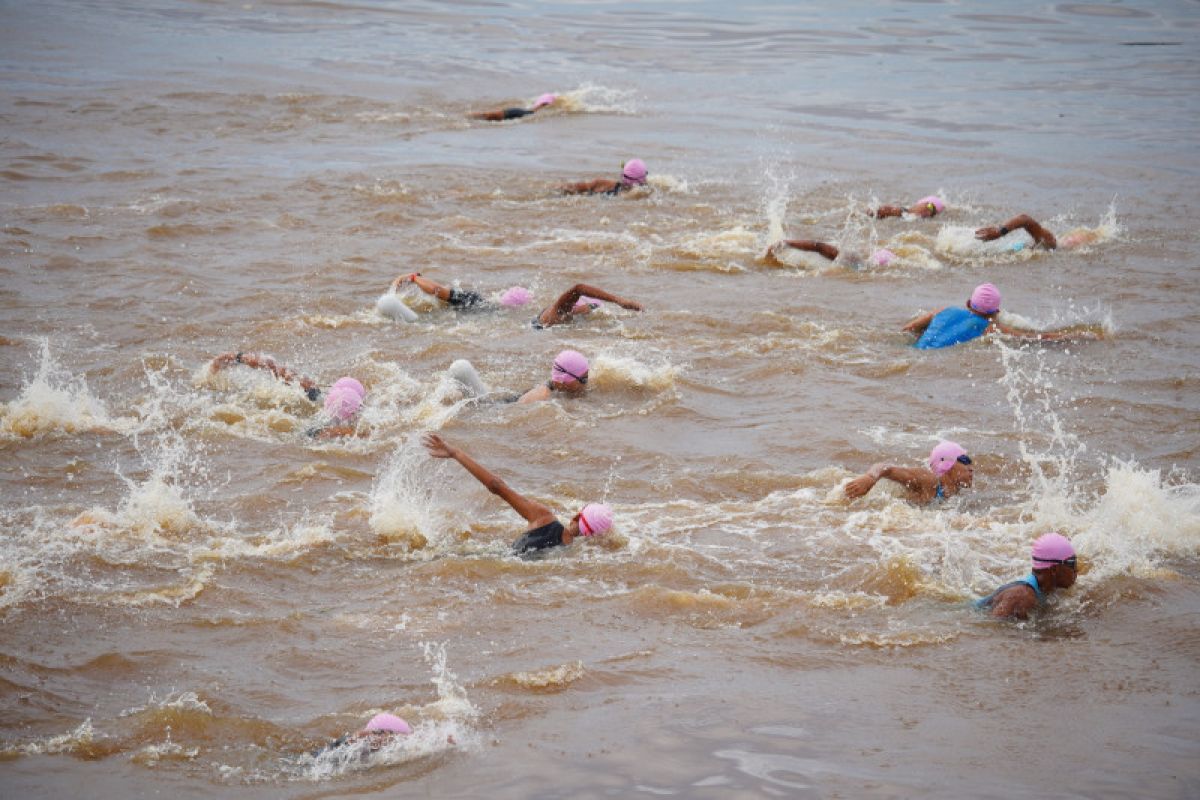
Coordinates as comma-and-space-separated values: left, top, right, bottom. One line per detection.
470, 93, 557, 121
976, 532, 1078, 619
844, 441, 974, 505
421, 432, 613, 553
903, 283, 1091, 350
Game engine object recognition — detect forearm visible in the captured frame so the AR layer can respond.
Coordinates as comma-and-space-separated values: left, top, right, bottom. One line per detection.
1004, 215, 1056, 249
780, 240, 839, 261
872, 205, 904, 219
446, 445, 506, 494
572, 284, 638, 308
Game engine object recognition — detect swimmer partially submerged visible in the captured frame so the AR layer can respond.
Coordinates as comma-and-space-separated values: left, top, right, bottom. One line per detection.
844, 440, 975, 505
470, 93, 557, 122
872, 195, 946, 220
207, 353, 366, 438
447, 350, 592, 404
903, 283, 1099, 349
974, 213, 1101, 250
391, 274, 642, 328
764, 238, 897, 269
422, 432, 613, 553
559, 158, 648, 196
975, 532, 1078, 619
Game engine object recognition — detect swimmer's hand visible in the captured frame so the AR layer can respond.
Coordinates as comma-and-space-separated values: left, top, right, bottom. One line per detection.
843, 474, 878, 499
422, 432, 455, 459
618, 298, 643, 311
975, 226, 1003, 242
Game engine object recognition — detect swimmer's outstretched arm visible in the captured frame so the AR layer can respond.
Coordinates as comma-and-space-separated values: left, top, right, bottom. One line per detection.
767, 239, 840, 261
901, 309, 942, 336
975, 214, 1057, 249
558, 178, 621, 195
209, 352, 320, 399
844, 463, 927, 499
538, 283, 643, 326
422, 433, 557, 526
393, 273, 452, 302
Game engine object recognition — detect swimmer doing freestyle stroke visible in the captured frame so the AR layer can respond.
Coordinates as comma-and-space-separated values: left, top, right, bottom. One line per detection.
390, 273, 642, 328
844, 441, 975, 505
208, 352, 367, 438
872, 194, 947, 220
470, 93, 557, 121
974, 213, 1101, 251
902, 283, 1099, 350
445, 349, 592, 405
422, 432, 613, 553
559, 158, 648, 196
763, 237, 898, 269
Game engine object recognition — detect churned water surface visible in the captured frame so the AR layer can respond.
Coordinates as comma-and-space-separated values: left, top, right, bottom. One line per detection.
2, 1, 1199, 798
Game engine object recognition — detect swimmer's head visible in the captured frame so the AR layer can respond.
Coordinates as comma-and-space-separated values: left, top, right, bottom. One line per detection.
324, 386, 363, 421
500, 286, 532, 307
870, 248, 897, 267
916, 196, 945, 216
572, 295, 601, 314
331, 377, 365, 400
551, 349, 589, 389
1031, 532, 1078, 587
364, 713, 412, 736
621, 159, 648, 185
928, 441, 968, 476
577, 503, 613, 536
533, 93, 557, 110
968, 283, 1001, 315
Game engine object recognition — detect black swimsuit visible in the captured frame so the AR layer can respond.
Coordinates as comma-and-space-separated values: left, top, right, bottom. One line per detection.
447, 288, 487, 309
501, 107, 532, 120
512, 520, 565, 553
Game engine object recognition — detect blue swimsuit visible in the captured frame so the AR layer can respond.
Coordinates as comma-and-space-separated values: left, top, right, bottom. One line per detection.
915, 306, 990, 350
974, 573, 1043, 610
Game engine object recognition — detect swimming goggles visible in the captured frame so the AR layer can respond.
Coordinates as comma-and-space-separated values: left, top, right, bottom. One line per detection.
1034, 555, 1077, 571
957, 454, 972, 465
553, 364, 588, 385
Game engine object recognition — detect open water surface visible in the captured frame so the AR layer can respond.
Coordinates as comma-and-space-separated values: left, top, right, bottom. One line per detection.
2, 1, 1199, 797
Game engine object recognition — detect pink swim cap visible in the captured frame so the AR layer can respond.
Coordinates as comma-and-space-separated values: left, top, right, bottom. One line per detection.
870, 248, 896, 267
551, 349, 589, 384
324, 386, 362, 421
364, 713, 412, 735
331, 377, 365, 400
969, 283, 1001, 315
500, 286, 532, 307
1031, 532, 1075, 570
917, 195, 946, 214
572, 295, 601, 313
533, 93, 557, 109
928, 441, 968, 476
578, 503, 613, 536
622, 159, 647, 185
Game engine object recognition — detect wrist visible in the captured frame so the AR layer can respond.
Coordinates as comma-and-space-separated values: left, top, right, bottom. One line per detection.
999, 225, 1009, 236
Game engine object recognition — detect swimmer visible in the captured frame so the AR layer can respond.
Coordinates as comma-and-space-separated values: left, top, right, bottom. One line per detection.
872, 195, 946, 219
975, 532, 1078, 619
902, 283, 1094, 350
314, 712, 413, 758
764, 238, 897, 268
470, 93, 557, 121
421, 432, 613, 553
392, 274, 642, 328
516, 349, 590, 403
445, 350, 591, 404
208, 354, 366, 438
974, 213, 1100, 250
559, 158, 648, 196
844, 440, 974, 505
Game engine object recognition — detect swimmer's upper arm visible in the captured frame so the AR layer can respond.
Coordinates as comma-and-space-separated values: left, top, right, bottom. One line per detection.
489, 479, 555, 525
902, 309, 940, 334
990, 586, 1036, 619
517, 384, 550, 404
878, 465, 926, 491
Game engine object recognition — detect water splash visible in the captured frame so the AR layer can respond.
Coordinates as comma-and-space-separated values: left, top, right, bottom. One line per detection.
0, 339, 123, 438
